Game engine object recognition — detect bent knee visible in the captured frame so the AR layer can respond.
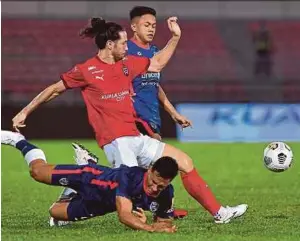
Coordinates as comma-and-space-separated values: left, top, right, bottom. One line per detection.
162, 144, 194, 173
49, 202, 69, 221
29, 165, 42, 181
178, 155, 194, 173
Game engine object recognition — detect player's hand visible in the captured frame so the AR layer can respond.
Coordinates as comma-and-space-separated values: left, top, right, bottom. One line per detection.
167, 16, 181, 38
172, 114, 192, 129
152, 222, 177, 233
132, 207, 147, 224
12, 112, 27, 132
151, 133, 162, 141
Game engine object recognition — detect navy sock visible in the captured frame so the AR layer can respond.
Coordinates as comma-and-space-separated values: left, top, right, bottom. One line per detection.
15, 140, 38, 156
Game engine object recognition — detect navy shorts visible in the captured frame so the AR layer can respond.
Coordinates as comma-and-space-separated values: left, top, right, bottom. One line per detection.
51, 164, 116, 221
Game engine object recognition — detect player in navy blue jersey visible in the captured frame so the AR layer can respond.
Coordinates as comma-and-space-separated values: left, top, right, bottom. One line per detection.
2, 130, 178, 233
128, 6, 192, 141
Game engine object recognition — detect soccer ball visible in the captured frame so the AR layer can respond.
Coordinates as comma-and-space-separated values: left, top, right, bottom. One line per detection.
263, 142, 294, 172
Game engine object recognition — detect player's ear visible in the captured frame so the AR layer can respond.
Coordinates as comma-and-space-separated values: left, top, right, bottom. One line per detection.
106, 40, 114, 50
131, 22, 137, 32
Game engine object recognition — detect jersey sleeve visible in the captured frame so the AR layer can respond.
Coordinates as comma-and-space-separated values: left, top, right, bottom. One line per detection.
126, 55, 150, 79
60, 64, 87, 89
115, 170, 132, 199
154, 185, 175, 219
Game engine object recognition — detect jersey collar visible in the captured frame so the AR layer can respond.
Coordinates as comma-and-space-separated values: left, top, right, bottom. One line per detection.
130, 37, 150, 50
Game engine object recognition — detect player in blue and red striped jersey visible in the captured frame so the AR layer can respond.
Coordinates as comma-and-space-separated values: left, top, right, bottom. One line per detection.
2, 130, 178, 233
128, 6, 191, 218
128, 6, 192, 141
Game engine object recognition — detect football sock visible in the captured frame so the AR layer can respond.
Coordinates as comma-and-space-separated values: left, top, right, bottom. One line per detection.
15, 140, 46, 166
181, 168, 222, 216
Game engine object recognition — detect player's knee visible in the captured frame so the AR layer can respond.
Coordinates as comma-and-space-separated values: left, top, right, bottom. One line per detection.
162, 144, 194, 173
29, 163, 45, 182
29, 165, 40, 181
49, 203, 69, 221
177, 154, 194, 173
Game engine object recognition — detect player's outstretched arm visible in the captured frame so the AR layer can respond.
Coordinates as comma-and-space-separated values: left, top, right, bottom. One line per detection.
158, 85, 192, 128
116, 196, 154, 232
116, 196, 176, 233
148, 17, 181, 73
12, 80, 66, 132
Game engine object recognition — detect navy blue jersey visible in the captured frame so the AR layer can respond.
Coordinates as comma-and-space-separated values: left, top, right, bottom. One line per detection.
127, 40, 161, 133
52, 163, 174, 220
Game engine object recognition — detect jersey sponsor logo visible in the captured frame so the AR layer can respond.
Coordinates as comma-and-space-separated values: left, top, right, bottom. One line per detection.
88, 66, 96, 71
59, 178, 69, 186
101, 90, 130, 102
92, 70, 104, 74
149, 201, 159, 212
141, 81, 159, 87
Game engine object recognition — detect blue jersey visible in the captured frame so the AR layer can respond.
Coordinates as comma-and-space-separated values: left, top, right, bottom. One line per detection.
52, 163, 174, 221
127, 40, 161, 133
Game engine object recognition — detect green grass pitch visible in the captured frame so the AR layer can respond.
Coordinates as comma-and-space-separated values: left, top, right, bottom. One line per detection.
2, 140, 300, 241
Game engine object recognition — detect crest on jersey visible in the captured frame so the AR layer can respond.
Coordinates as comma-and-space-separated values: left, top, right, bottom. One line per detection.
59, 178, 69, 186
149, 201, 159, 212
122, 65, 129, 76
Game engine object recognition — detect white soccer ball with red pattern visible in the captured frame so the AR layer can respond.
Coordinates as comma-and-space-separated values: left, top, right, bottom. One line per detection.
263, 142, 294, 172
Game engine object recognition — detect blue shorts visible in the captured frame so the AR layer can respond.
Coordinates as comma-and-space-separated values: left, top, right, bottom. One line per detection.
51, 164, 116, 221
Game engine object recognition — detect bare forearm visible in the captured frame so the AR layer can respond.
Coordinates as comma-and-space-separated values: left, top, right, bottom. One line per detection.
158, 86, 177, 117
119, 213, 154, 232
153, 36, 180, 69
21, 86, 61, 116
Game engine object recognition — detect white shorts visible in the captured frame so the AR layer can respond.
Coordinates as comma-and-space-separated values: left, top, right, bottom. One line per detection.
103, 135, 165, 169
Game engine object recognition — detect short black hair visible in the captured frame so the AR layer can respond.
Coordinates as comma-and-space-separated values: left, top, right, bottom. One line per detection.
151, 156, 178, 180
130, 6, 156, 20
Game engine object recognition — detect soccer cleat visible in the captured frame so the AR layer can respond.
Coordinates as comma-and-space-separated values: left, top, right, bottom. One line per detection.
214, 204, 248, 224
72, 142, 99, 165
174, 209, 188, 219
49, 217, 70, 227
1, 130, 25, 147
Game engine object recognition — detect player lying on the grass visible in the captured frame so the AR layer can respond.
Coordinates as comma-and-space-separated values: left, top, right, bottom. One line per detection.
11, 17, 248, 224
50, 142, 187, 227
128, 6, 192, 141
2, 130, 178, 233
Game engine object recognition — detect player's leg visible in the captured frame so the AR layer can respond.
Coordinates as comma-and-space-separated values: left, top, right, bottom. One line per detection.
162, 143, 248, 223
103, 136, 139, 168
49, 143, 99, 226
138, 135, 248, 223
53, 144, 99, 207
1, 130, 55, 184
49, 194, 104, 223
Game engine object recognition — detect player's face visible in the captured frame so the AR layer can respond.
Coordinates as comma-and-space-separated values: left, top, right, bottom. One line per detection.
132, 14, 156, 43
112, 31, 128, 60
145, 170, 171, 197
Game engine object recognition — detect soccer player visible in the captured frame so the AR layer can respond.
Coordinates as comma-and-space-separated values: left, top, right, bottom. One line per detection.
12, 17, 248, 224
128, 6, 192, 141
1, 130, 178, 233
